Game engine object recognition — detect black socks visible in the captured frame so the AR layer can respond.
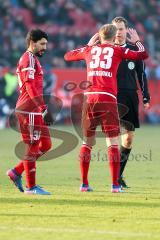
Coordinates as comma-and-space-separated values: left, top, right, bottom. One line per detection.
119, 146, 131, 177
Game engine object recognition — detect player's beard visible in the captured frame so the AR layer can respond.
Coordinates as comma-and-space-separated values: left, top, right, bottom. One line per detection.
34, 48, 46, 57
35, 50, 45, 57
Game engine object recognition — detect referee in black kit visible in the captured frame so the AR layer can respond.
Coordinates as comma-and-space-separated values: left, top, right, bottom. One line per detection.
112, 16, 150, 188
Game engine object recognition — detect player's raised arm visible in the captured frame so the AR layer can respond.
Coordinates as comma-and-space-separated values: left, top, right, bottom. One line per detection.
64, 33, 99, 61
121, 28, 149, 60
64, 46, 88, 61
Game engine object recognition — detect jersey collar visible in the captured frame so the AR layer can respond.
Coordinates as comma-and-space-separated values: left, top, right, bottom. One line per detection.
115, 43, 127, 48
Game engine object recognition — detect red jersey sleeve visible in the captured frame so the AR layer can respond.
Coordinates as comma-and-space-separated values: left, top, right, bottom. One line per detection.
19, 52, 36, 82
64, 45, 89, 61
121, 41, 149, 60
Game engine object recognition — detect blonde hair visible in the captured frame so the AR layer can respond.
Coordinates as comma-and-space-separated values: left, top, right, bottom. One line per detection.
99, 24, 117, 41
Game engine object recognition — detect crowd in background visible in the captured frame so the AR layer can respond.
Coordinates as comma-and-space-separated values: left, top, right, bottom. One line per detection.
0, 0, 160, 127
0, 0, 160, 78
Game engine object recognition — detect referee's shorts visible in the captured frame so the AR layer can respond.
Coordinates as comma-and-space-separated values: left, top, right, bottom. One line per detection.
117, 90, 139, 131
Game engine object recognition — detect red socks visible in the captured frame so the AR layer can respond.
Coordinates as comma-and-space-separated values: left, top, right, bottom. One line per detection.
14, 160, 36, 188
108, 145, 120, 186
79, 144, 92, 185
22, 143, 40, 188
14, 161, 24, 175
79, 144, 120, 187
23, 160, 36, 188
13, 137, 52, 189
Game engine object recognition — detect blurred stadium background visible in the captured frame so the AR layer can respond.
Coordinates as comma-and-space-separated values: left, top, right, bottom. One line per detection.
0, 0, 160, 128
0, 2, 160, 239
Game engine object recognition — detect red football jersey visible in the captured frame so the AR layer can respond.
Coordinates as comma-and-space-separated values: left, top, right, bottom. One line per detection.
16, 51, 45, 112
64, 41, 148, 97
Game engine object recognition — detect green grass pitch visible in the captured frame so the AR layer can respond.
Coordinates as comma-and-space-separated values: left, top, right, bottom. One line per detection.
0, 125, 160, 240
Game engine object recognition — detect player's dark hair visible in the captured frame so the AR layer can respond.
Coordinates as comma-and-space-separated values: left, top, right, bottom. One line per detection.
112, 16, 128, 28
26, 29, 48, 47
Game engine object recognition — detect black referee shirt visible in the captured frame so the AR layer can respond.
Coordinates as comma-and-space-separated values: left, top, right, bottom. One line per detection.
116, 42, 150, 104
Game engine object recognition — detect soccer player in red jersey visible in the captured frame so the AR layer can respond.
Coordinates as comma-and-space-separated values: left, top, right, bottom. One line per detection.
7, 29, 53, 195
64, 24, 148, 192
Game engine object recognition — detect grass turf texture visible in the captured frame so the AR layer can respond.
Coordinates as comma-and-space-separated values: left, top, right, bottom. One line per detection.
0, 125, 160, 240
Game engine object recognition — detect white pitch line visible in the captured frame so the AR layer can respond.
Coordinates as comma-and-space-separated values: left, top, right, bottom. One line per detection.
0, 226, 159, 238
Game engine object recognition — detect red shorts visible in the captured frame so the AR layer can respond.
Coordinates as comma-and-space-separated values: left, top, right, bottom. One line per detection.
82, 94, 120, 138
16, 110, 50, 144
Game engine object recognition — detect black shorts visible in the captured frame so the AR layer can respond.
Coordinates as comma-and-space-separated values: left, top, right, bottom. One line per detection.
117, 90, 139, 131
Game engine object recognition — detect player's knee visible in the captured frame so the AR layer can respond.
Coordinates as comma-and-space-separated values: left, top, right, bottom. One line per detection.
123, 135, 133, 148
83, 136, 96, 147
106, 135, 119, 147
24, 143, 39, 161
122, 131, 134, 148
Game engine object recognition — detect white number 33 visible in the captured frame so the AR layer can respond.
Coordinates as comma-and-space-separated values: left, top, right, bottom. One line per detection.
89, 46, 114, 69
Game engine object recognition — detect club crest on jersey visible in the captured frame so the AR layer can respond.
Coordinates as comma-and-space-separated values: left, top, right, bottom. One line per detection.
128, 61, 135, 70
